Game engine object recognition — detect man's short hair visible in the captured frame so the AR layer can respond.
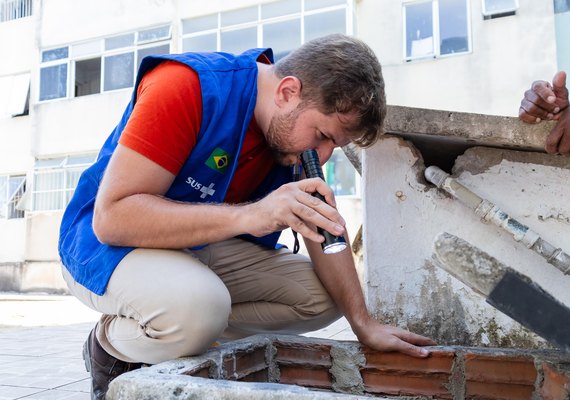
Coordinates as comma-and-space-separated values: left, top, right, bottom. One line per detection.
274, 34, 386, 147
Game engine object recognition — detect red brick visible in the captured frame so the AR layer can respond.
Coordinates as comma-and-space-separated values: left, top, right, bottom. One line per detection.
464, 353, 537, 385
238, 368, 269, 383
361, 369, 452, 398
274, 342, 332, 368
223, 346, 267, 380
363, 348, 455, 373
540, 363, 570, 400
278, 365, 332, 389
183, 361, 213, 378
466, 381, 535, 399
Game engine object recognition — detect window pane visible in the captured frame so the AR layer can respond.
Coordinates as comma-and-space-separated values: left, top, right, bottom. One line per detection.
482, 0, 518, 15
35, 158, 64, 168
138, 25, 171, 43
137, 44, 170, 70
75, 58, 101, 97
34, 170, 63, 191
104, 52, 134, 91
183, 34, 217, 52
554, 0, 570, 13
439, 0, 469, 55
40, 64, 67, 100
7, 177, 25, 219
105, 33, 135, 50
41, 47, 69, 62
263, 19, 301, 61
9, 176, 25, 198
305, 0, 346, 11
0, 73, 30, 118
183, 14, 218, 34
221, 6, 257, 27
33, 191, 63, 211
66, 168, 84, 189
66, 154, 96, 166
324, 150, 356, 196
262, 0, 301, 18
220, 27, 257, 54
304, 9, 345, 42
405, 2, 434, 59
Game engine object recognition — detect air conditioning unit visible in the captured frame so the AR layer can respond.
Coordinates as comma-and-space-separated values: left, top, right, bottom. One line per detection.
481, 0, 519, 18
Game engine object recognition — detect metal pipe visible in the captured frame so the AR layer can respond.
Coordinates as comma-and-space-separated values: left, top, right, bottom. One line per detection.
425, 165, 570, 276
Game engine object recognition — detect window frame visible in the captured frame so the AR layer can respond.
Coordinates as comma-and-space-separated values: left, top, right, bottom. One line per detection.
402, 0, 472, 62
0, 174, 26, 219
39, 25, 172, 102
31, 154, 96, 212
181, 0, 353, 57
481, 0, 518, 17
0, 72, 30, 118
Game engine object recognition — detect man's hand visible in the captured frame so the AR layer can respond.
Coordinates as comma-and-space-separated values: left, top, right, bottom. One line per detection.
519, 71, 568, 123
545, 108, 570, 154
354, 318, 436, 358
245, 178, 345, 243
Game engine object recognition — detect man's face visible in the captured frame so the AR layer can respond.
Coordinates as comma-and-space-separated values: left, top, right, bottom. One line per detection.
265, 104, 356, 166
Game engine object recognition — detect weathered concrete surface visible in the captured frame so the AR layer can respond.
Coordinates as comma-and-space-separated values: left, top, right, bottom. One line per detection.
362, 137, 570, 349
384, 105, 555, 151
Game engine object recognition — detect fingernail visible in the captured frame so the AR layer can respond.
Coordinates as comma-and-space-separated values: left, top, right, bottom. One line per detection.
536, 117, 541, 123
334, 224, 344, 234
548, 96, 556, 103
554, 107, 560, 113
420, 348, 429, 356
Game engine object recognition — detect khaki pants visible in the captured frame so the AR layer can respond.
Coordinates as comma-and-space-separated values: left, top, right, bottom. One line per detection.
63, 238, 340, 364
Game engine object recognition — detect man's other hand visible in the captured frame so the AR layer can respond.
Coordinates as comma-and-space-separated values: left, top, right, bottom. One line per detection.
519, 71, 568, 124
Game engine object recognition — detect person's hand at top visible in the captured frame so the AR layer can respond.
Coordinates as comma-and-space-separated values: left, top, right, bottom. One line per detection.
519, 71, 568, 124
519, 71, 570, 154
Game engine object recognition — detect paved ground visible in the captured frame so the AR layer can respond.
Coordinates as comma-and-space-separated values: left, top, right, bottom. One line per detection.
0, 293, 356, 400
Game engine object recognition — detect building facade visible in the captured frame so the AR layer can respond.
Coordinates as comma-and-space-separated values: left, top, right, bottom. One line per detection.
0, 0, 567, 293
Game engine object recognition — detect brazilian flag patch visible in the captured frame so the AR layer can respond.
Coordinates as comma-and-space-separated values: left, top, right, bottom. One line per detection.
205, 147, 231, 173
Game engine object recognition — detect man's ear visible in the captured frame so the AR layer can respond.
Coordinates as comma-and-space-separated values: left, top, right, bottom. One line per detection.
274, 76, 302, 108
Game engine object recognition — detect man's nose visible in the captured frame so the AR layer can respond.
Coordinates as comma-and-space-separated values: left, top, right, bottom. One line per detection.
316, 143, 335, 164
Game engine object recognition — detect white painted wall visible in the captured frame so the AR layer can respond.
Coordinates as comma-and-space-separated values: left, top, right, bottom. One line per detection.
0, 219, 27, 261
363, 136, 570, 347
356, 0, 558, 117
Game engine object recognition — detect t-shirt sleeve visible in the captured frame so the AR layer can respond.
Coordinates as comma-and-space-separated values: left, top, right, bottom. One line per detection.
119, 60, 202, 175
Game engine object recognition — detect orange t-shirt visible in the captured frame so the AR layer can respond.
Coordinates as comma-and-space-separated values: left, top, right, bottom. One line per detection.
119, 60, 276, 204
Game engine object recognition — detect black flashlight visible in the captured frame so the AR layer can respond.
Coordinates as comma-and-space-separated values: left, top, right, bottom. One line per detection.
300, 149, 347, 254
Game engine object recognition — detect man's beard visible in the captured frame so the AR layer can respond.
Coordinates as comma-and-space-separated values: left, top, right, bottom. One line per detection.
265, 105, 305, 166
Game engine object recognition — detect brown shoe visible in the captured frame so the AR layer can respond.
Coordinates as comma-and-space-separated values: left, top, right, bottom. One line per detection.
83, 326, 143, 400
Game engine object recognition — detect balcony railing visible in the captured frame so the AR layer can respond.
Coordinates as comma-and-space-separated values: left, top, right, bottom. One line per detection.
0, 0, 32, 23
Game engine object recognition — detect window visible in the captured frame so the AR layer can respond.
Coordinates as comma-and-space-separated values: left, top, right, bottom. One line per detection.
554, 0, 570, 13
32, 155, 96, 212
481, 0, 518, 17
182, 0, 350, 61
324, 148, 360, 197
403, 0, 470, 61
0, 0, 32, 23
39, 25, 171, 101
0, 175, 25, 219
0, 73, 30, 118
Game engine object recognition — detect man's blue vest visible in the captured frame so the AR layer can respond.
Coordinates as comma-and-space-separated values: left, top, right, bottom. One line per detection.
58, 49, 293, 295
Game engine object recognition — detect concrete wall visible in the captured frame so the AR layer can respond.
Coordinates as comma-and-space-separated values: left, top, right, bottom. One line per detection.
362, 113, 570, 349
356, 0, 557, 117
